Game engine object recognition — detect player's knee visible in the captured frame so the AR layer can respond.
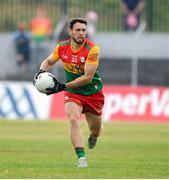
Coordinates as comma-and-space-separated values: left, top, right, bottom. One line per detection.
69, 114, 80, 127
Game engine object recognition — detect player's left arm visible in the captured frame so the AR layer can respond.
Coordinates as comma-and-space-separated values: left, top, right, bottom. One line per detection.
66, 46, 99, 89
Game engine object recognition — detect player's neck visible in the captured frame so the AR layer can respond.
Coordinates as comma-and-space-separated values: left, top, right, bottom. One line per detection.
71, 40, 85, 51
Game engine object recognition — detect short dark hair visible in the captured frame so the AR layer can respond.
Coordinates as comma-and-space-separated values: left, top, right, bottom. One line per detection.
69, 18, 87, 29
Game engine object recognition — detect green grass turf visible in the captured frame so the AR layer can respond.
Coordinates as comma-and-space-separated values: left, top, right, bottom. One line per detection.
0, 119, 169, 179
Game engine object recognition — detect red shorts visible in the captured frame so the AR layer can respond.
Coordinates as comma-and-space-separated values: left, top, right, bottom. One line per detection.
64, 91, 105, 116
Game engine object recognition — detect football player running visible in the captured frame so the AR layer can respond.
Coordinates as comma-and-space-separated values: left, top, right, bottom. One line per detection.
33, 18, 104, 168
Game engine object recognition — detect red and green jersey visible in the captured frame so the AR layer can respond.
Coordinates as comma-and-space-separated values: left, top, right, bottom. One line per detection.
51, 38, 103, 95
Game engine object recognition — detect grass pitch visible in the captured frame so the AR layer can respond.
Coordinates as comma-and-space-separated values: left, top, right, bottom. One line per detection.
0, 119, 169, 179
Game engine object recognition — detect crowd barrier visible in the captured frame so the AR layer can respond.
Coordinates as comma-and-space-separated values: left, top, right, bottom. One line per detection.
0, 82, 168, 123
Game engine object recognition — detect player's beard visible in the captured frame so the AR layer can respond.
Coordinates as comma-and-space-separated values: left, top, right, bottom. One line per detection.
72, 37, 85, 44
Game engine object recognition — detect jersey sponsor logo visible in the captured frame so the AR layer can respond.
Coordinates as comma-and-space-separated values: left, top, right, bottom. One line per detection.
64, 63, 84, 74
0, 86, 37, 118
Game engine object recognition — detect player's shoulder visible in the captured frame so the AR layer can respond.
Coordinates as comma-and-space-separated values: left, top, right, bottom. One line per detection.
58, 39, 71, 47
84, 38, 98, 50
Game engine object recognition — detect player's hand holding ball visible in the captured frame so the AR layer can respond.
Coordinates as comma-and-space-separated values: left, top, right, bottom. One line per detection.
45, 77, 66, 95
33, 70, 66, 95
33, 69, 46, 86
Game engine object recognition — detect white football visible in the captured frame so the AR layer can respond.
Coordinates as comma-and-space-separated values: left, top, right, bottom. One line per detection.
34, 72, 55, 94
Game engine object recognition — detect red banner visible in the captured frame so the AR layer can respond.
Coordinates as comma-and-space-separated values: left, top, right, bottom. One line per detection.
50, 85, 169, 123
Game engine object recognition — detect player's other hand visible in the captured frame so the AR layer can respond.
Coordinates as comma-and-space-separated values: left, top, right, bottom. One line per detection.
46, 77, 66, 95
33, 69, 46, 86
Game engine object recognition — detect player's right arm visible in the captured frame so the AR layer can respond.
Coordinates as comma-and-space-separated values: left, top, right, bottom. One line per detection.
33, 45, 60, 86
40, 45, 60, 71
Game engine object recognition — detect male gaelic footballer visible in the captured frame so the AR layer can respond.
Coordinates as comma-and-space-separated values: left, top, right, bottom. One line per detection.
33, 18, 104, 168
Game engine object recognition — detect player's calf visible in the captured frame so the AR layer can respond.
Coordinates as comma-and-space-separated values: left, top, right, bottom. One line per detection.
88, 135, 97, 149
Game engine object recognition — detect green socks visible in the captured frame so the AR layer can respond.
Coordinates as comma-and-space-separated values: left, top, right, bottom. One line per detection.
75, 147, 85, 159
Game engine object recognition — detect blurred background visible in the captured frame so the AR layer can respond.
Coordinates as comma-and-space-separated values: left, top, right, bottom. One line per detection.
0, 0, 169, 122
1, 1, 169, 178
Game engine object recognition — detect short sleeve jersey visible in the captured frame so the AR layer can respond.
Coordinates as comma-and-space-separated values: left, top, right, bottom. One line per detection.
51, 38, 103, 95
